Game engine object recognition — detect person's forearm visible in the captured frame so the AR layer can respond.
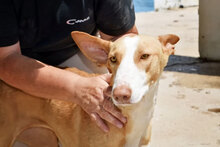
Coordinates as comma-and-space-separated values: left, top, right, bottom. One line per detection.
0, 53, 80, 102
99, 25, 139, 41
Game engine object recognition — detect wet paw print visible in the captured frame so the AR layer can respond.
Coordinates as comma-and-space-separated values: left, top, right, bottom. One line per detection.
176, 91, 185, 99
205, 91, 211, 94
193, 88, 203, 93
191, 106, 199, 110
176, 94, 185, 99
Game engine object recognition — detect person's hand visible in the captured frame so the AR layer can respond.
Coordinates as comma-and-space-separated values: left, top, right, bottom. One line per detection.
74, 74, 127, 132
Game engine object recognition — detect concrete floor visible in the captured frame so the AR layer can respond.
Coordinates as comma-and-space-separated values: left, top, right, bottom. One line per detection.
136, 7, 220, 147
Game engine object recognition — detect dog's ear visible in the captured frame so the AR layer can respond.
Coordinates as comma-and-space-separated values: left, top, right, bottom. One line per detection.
71, 31, 111, 65
158, 34, 180, 55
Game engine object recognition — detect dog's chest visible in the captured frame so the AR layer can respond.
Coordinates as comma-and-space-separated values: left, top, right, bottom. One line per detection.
123, 82, 159, 147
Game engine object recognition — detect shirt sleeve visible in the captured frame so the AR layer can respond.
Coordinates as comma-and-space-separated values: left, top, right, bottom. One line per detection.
95, 0, 135, 36
0, 0, 18, 47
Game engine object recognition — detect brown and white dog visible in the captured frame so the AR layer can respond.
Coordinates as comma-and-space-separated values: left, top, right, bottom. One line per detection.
0, 31, 179, 147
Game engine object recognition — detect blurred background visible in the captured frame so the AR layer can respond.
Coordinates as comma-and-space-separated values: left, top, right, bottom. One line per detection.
133, 0, 154, 12
133, 0, 220, 147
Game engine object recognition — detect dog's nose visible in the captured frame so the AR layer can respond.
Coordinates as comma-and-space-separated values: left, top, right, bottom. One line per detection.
113, 85, 132, 104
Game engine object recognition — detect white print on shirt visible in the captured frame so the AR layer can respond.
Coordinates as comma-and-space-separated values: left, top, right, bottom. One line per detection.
66, 16, 90, 25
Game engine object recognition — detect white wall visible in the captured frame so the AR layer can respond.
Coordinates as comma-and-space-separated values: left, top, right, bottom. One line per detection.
155, 0, 198, 10
199, 0, 220, 60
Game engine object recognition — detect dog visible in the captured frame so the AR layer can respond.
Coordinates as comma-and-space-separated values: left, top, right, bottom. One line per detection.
0, 31, 179, 147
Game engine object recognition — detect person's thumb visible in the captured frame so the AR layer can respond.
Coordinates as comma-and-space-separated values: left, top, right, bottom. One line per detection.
99, 73, 112, 84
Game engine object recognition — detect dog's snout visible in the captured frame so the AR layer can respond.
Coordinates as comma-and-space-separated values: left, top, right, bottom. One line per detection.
113, 85, 132, 104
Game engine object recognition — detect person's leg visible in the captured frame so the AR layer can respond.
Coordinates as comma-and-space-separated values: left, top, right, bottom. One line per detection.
59, 51, 108, 74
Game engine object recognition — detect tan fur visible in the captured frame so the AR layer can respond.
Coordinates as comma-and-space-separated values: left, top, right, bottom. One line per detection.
0, 77, 125, 147
0, 31, 179, 147
107, 42, 126, 86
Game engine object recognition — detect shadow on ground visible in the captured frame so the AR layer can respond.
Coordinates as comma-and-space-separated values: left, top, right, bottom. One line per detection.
165, 55, 220, 76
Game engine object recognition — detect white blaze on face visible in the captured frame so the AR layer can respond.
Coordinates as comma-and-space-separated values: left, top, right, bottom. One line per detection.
112, 36, 149, 104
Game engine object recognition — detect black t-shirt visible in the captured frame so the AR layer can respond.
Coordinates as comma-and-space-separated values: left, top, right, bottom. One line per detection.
0, 0, 135, 65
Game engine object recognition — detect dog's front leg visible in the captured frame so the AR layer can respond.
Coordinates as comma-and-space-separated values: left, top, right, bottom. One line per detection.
16, 127, 59, 147
0, 126, 16, 147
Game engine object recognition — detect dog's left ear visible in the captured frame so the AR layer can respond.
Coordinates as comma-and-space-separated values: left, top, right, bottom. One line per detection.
158, 34, 180, 55
71, 31, 111, 65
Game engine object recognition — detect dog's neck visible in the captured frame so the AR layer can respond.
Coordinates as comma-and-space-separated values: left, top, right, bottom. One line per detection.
117, 82, 159, 147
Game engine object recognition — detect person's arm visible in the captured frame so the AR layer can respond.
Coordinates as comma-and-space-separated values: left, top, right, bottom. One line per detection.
99, 25, 139, 41
0, 42, 80, 101
0, 42, 126, 132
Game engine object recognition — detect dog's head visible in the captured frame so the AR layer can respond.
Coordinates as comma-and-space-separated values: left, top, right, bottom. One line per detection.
71, 31, 179, 106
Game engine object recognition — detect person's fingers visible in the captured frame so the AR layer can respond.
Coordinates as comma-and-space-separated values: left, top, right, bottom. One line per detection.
103, 98, 127, 124
103, 86, 112, 97
98, 108, 124, 129
99, 73, 112, 84
90, 113, 109, 133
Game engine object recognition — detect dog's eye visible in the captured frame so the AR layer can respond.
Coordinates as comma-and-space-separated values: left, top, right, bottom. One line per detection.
110, 56, 117, 63
140, 54, 149, 59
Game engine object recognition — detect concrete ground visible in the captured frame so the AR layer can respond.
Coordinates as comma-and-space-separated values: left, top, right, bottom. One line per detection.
136, 7, 220, 147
